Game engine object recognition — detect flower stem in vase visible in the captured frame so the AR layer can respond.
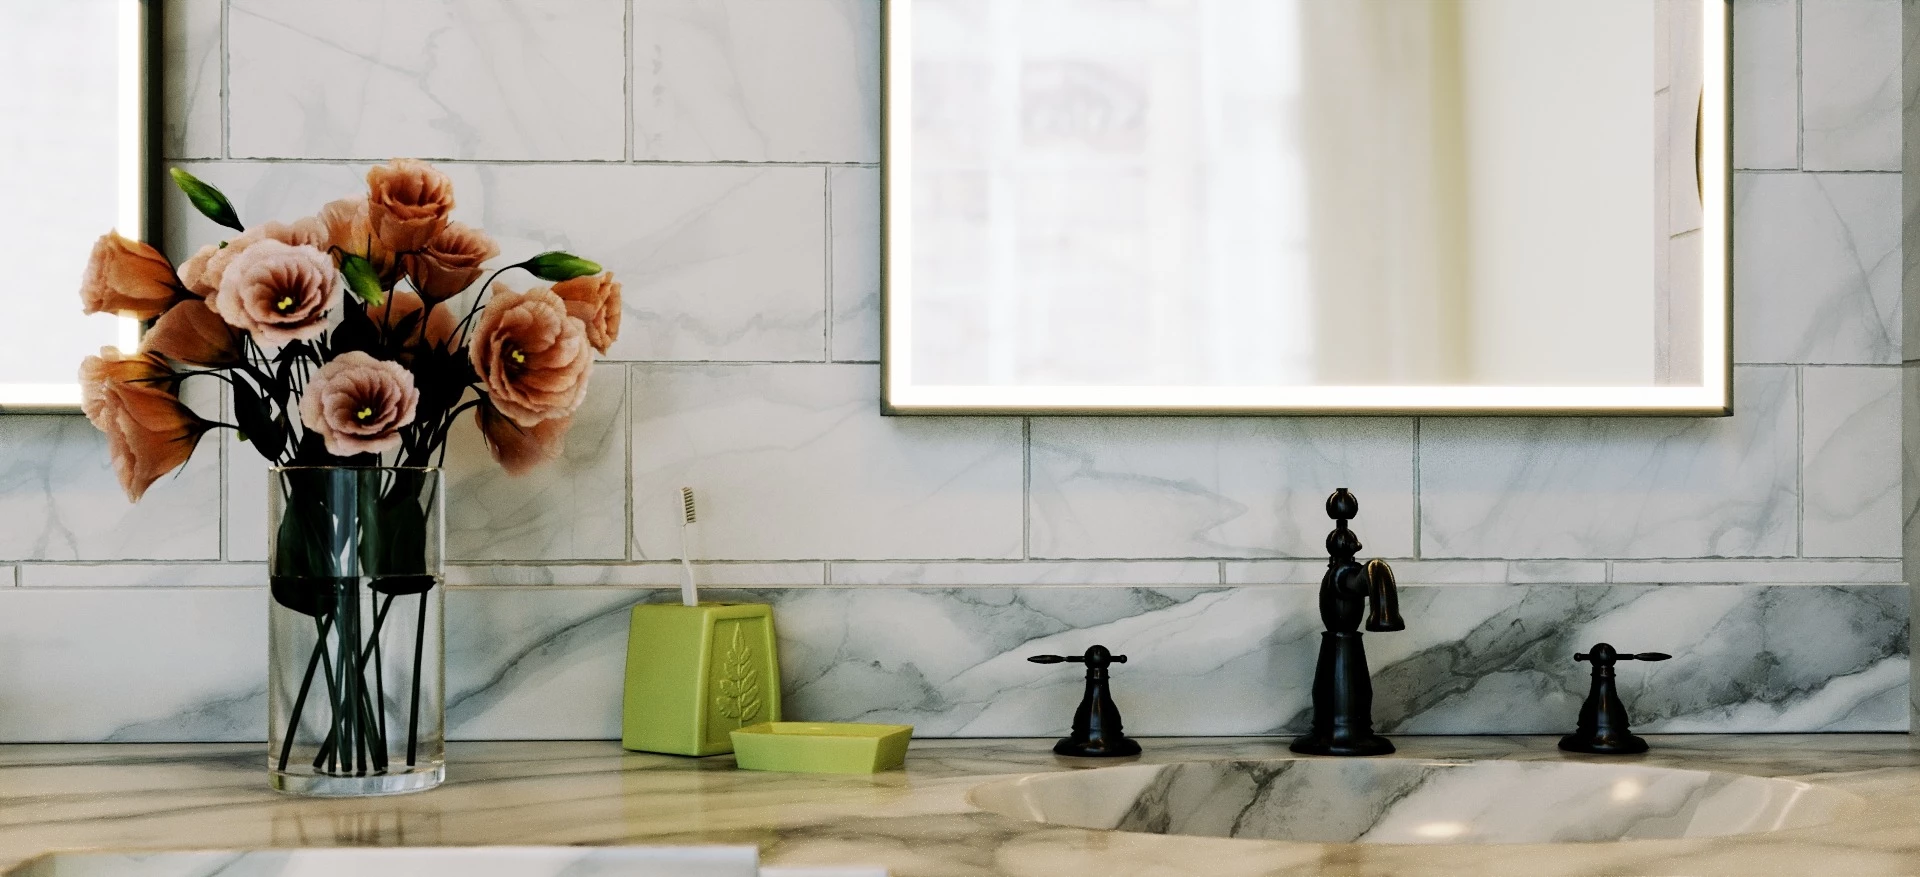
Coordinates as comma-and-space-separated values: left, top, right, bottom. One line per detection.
277, 614, 334, 772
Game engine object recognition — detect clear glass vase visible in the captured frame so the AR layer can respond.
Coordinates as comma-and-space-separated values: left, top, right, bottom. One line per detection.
267, 467, 445, 796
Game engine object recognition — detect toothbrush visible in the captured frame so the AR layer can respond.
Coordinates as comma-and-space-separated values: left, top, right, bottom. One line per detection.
677, 487, 698, 607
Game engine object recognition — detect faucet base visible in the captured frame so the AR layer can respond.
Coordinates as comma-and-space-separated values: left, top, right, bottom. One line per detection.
1290, 631, 1395, 757
1557, 732, 1649, 755
1289, 732, 1395, 757
1053, 736, 1143, 758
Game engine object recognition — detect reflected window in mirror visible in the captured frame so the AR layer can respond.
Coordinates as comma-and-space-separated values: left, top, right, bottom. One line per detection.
883, 0, 1730, 414
0, 0, 151, 411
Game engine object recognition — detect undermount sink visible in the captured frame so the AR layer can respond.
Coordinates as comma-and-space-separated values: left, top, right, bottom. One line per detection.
967, 758, 1859, 845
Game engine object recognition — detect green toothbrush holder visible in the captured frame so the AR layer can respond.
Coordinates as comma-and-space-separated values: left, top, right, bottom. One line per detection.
622, 602, 782, 756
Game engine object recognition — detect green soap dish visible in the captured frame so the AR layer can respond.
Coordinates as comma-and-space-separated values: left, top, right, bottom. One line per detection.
730, 722, 914, 774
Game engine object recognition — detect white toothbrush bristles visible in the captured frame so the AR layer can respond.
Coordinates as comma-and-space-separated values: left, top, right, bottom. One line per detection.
678, 488, 698, 607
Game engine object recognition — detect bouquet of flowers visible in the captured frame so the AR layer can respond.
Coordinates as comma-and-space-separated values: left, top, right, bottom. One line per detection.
74, 159, 621, 790
77, 158, 620, 496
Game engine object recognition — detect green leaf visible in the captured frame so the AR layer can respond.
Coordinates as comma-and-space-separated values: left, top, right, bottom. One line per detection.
169, 168, 244, 232
340, 253, 385, 306
231, 378, 286, 461
522, 251, 602, 282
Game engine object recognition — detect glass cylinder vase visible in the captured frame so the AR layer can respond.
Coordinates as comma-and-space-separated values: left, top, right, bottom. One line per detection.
267, 467, 445, 796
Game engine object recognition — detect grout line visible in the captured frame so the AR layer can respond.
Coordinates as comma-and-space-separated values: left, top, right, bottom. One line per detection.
219, 0, 230, 159
1733, 168, 1901, 176
824, 167, 835, 361
1797, 365, 1806, 556
624, 0, 634, 163
1410, 418, 1422, 559
1794, 0, 1804, 171
218, 384, 229, 562
1022, 417, 1032, 560
624, 364, 636, 562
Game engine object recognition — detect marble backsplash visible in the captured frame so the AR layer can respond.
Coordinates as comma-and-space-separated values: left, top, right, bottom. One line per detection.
0, 583, 1902, 743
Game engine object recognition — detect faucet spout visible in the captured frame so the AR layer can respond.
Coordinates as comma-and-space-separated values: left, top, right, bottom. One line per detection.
1364, 559, 1404, 632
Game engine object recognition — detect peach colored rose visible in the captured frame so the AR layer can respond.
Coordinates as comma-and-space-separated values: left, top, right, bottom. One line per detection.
366, 159, 454, 253
366, 290, 458, 350
317, 196, 398, 281
213, 239, 341, 346
79, 232, 183, 319
469, 285, 592, 427
141, 299, 241, 366
404, 221, 498, 301
194, 219, 328, 299
79, 348, 211, 502
475, 399, 573, 475
298, 351, 420, 457
176, 244, 218, 299
551, 272, 622, 354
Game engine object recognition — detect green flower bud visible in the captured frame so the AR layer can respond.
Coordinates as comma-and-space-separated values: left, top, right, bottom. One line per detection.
522, 251, 602, 282
340, 253, 385, 307
169, 168, 244, 232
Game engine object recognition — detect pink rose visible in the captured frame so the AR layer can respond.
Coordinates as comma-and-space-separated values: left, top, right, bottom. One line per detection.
79, 232, 182, 319
213, 239, 341, 346
404, 221, 498, 301
551, 272, 622, 354
318, 196, 398, 282
469, 285, 592, 427
79, 348, 212, 502
192, 219, 328, 299
366, 159, 454, 253
298, 351, 420, 457
176, 244, 218, 298
141, 299, 242, 366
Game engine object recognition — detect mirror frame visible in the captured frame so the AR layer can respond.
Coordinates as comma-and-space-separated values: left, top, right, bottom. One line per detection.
881, 0, 1732, 416
0, 0, 159, 414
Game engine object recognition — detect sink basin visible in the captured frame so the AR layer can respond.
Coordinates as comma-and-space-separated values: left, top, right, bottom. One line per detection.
968, 758, 1859, 845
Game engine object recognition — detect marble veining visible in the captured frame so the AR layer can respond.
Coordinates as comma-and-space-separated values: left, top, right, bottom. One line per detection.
5, 737, 1920, 877
1801, 0, 1902, 172
0, 585, 1899, 742
227, 0, 627, 160
829, 168, 882, 363
629, 365, 1025, 562
1731, 0, 1798, 171
631, 0, 881, 163
1418, 368, 1798, 559
1028, 417, 1416, 559
444, 364, 629, 562
1734, 173, 1901, 365
1801, 366, 1902, 557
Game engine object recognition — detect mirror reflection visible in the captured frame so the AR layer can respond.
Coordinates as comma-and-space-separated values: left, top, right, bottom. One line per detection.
0, 0, 144, 410
886, 0, 1727, 413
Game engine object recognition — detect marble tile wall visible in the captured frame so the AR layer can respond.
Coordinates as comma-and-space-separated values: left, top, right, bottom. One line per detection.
0, 0, 1906, 742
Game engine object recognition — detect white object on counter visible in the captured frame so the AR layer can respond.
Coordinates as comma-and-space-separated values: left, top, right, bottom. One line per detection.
8, 847, 886, 877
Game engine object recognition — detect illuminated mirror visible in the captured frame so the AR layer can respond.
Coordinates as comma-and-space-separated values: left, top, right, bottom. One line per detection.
884, 0, 1729, 415
0, 0, 151, 412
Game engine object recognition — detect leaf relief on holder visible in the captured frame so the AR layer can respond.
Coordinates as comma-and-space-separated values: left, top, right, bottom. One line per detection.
712, 621, 764, 735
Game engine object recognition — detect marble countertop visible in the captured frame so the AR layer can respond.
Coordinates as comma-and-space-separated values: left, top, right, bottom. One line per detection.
3, 736, 1919, 876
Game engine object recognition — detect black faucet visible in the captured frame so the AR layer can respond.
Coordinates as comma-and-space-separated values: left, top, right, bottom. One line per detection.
1558, 643, 1670, 754
1029, 645, 1142, 758
1289, 489, 1404, 757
